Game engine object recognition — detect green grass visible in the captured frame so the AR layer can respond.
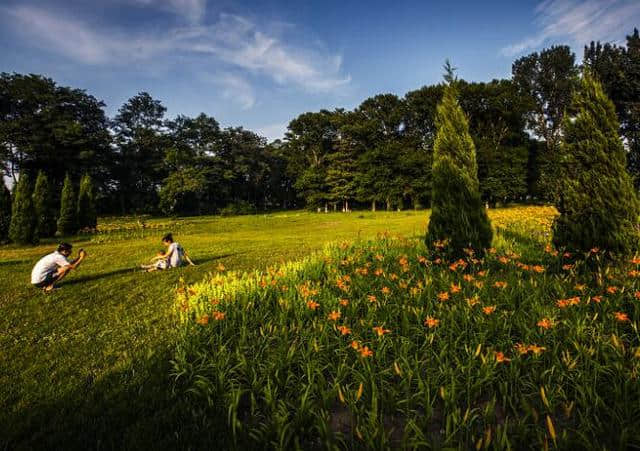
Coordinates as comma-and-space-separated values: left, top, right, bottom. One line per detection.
0, 211, 430, 450
173, 207, 640, 449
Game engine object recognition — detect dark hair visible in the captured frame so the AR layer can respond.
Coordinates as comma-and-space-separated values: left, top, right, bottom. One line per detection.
162, 233, 174, 243
57, 243, 73, 253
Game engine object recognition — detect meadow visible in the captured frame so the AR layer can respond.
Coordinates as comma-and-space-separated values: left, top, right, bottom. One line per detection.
3, 206, 639, 449
0, 210, 430, 449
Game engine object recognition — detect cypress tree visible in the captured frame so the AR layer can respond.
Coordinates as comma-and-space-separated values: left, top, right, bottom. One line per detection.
426, 64, 492, 256
33, 171, 57, 238
57, 174, 78, 236
552, 72, 640, 255
9, 174, 37, 244
0, 182, 12, 242
77, 174, 97, 230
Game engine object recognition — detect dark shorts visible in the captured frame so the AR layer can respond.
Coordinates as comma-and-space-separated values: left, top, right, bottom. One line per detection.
33, 272, 60, 288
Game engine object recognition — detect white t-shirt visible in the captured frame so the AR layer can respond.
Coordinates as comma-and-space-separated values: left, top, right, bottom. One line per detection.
31, 251, 70, 284
167, 242, 185, 268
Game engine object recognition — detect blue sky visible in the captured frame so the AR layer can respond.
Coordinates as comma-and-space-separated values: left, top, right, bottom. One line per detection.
1, 0, 639, 141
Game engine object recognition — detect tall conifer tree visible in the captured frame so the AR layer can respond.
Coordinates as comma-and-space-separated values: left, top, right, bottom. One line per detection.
77, 174, 97, 230
427, 62, 492, 256
33, 171, 57, 238
0, 182, 12, 242
552, 72, 640, 254
9, 174, 37, 244
57, 174, 78, 236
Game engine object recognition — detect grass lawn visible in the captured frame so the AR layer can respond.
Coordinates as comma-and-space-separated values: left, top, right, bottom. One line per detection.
0, 210, 431, 449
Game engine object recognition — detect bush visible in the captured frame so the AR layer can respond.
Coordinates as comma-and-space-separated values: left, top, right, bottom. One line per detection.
33, 171, 57, 238
220, 201, 255, 217
0, 182, 12, 242
427, 80, 492, 256
57, 174, 78, 236
77, 174, 97, 230
552, 72, 640, 255
9, 174, 37, 244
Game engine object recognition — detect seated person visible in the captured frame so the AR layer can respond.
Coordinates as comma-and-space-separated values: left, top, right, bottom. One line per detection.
141, 233, 195, 272
31, 243, 86, 292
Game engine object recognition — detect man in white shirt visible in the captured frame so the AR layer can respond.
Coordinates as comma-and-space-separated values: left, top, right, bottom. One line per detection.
31, 243, 87, 292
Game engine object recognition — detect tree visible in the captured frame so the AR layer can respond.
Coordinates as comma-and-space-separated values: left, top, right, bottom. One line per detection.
284, 110, 343, 209
426, 70, 492, 256
57, 174, 77, 236
0, 182, 11, 242
9, 174, 37, 244
0, 73, 113, 197
585, 28, 640, 187
459, 80, 530, 204
112, 92, 168, 213
512, 46, 578, 200
33, 171, 57, 238
159, 168, 208, 215
552, 72, 640, 255
77, 174, 97, 230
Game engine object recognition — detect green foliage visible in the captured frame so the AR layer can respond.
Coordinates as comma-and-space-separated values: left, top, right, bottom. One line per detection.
57, 174, 78, 236
0, 182, 12, 242
585, 28, 640, 188
33, 171, 57, 238
174, 214, 640, 448
512, 46, 579, 201
8, 174, 37, 244
77, 173, 97, 230
427, 82, 492, 255
553, 73, 640, 255
159, 168, 208, 215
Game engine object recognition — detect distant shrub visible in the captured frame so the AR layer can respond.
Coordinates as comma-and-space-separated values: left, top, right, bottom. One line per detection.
9, 174, 37, 244
33, 171, 57, 238
57, 174, 78, 236
220, 201, 255, 217
0, 182, 11, 242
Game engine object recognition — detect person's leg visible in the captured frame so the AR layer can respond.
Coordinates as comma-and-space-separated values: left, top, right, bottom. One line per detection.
43, 266, 71, 292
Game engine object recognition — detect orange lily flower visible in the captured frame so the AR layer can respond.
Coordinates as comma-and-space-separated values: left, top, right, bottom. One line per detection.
495, 352, 510, 363
483, 306, 496, 315
537, 318, 553, 329
359, 346, 374, 357
424, 316, 440, 328
437, 291, 450, 302
614, 312, 630, 322
337, 325, 351, 335
306, 300, 320, 310
328, 310, 341, 321
372, 326, 391, 336
196, 314, 209, 325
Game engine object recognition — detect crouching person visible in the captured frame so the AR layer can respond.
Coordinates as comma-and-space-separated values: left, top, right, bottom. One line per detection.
31, 243, 86, 292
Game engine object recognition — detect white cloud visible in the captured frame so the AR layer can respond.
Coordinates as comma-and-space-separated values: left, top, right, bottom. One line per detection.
256, 122, 288, 142
501, 0, 640, 56
1, 6, 350, 94
203, 72, 256, 110
130, 0, 207, 24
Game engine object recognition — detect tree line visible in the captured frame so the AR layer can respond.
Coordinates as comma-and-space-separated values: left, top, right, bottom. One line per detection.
1, 29, 639, 236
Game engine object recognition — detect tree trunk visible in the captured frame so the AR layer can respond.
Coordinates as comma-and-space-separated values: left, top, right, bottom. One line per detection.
386, 197, 391, 211
372, 200, 376, 212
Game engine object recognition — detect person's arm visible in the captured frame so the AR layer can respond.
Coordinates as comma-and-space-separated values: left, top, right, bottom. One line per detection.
68, 249, 87, 269
183, 250, 196, 266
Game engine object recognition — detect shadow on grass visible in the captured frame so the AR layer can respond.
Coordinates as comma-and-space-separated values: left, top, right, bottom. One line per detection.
0, 346, 222, 450
60, 267, 138, 286
0, 259, 28, 267
192, 252, 243, 265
